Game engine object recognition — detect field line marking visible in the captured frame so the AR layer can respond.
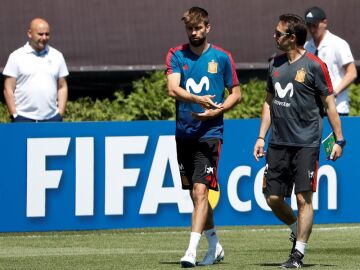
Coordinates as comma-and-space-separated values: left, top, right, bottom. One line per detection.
0, 225, 359, 239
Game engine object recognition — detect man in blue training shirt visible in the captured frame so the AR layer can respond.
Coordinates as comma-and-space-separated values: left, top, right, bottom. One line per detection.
166, 7, 241, 268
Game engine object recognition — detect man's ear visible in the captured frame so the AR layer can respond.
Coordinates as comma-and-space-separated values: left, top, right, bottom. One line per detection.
321, 19, 328, 28
206, 23, 211, 34
289, 33, 297, 43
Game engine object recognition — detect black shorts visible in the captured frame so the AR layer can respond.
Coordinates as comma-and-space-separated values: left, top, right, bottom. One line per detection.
263, 144, 319, 197
176, 137, 222, 191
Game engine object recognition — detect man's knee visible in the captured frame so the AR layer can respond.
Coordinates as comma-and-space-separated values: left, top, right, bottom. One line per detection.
192, 183, 208, 203
296, 191, 313, 209
266, 194, 283, 208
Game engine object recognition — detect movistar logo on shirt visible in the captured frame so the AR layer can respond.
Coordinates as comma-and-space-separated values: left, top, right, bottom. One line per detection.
186, 76, 210, 94
274, 82, 294, 98
274, 82, 293, 108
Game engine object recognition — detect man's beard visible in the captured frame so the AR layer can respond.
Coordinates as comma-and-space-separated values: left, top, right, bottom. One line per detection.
189, 36, 206, 47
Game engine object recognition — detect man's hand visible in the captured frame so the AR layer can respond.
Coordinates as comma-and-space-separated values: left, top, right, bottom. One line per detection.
196, 95, 223, 110
192, 108, 223, 121
329, 144, 343, 161
253, 138, 266, 161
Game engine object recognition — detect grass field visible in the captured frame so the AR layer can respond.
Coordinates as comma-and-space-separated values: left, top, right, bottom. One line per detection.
0, 224, 359, 270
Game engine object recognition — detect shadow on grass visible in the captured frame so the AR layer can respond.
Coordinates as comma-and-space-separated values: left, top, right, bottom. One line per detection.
159, 261, 229, 266
159, 261, 180, 265
257, 263, 336, 268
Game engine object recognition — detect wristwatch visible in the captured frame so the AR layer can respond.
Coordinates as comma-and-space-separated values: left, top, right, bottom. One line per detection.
335, 139, 346, 148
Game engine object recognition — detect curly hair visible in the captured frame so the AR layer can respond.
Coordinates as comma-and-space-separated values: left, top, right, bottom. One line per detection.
182, 7, 209, 26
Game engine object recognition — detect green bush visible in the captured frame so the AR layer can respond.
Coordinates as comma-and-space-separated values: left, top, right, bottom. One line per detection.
349, 83, 360, 116
0, 71, 359, 122
224, 79, 267, 119
0, 103, 9, 123
123, 71, 175, 120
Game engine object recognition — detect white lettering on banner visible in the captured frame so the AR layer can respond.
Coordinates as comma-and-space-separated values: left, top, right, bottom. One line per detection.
316, 165, 337, 209
291, 165, 337, 210
228, 165, 337, 212
228, 166, 252, 211
26, 136, 338, 217
105, 136, 148, 215
27, 138, 70, 217
140, 136, 192, 214
76, 138, 94, 216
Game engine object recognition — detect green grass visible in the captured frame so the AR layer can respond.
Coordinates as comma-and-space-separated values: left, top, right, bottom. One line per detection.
0, 224, 359, 269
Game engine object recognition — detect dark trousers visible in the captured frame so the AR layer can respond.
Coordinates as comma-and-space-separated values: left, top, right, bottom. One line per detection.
12, 113, 63, 123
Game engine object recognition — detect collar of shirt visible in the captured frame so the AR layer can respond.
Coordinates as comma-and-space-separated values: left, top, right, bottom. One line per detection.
309, 30, 331, 51
23, 42, 49, 56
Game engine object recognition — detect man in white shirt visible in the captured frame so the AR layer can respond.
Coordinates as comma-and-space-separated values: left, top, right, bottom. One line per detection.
304, 6, 357, 116
3, 18, 69, 122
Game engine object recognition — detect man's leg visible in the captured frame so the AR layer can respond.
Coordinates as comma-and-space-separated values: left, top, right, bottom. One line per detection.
191, 183, 209, 233
266, 194, 297, 225
197, 202, 225, 266
295, 191, 313, 254
266, 194, 298, 256
180, 183, 209, 267
280, 191, 313, 268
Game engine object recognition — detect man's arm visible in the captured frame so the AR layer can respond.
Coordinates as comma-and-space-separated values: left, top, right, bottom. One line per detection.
334, 62, 357, 96
253, 92, 273, 161
218, 85, 241, 113
167, 73, 222, 109
321, 94, 344, 161
3, 76, 17, 116
192, 85, 241, 120
57, 77, 68, 117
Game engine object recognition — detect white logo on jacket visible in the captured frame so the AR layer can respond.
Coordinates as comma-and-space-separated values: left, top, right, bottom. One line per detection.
274, 82, 294, 98
186, 76, 210, 94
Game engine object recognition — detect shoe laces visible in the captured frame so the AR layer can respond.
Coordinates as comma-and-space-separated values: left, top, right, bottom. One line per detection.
290, 250, 303, 261
289, 232, 296, 242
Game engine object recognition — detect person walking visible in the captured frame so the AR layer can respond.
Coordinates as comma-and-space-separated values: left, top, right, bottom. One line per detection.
166, 6, 241, 267
253, 14, 345, 268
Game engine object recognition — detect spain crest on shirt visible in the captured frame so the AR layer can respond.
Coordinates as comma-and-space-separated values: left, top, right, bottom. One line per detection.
295, 68, 306, 83
208, 60, 218, 74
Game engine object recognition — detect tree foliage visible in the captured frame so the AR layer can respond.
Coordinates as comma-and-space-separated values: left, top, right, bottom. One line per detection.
0, 71, 359, 123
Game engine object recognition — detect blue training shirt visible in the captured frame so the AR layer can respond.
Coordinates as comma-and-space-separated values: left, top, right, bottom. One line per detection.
166, 44, 239, 139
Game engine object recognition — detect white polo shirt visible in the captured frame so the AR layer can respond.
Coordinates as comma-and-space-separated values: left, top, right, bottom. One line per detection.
3, 42, 69, 120
305, 30, 354, 114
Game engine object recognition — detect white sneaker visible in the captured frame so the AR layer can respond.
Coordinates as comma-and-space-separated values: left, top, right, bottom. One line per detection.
197, 243, 224, 266
180, 250, 196, 268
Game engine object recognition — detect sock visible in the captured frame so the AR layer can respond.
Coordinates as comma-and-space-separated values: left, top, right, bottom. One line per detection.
204, 228, 219, 250
295, 241, 307, 255
187, 232, 201, 254
289, 221, 297, 237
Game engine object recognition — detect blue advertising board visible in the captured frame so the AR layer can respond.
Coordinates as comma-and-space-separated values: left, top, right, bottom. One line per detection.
0, 118, 358, 232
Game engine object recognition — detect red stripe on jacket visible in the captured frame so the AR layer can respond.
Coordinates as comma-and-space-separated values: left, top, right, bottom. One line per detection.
306, 52, 334, 94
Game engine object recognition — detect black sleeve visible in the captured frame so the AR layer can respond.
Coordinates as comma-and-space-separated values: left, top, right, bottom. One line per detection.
266, 62, 275, 94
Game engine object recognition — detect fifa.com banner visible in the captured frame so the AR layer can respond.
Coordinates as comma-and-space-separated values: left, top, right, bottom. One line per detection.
0, 118, 359, 232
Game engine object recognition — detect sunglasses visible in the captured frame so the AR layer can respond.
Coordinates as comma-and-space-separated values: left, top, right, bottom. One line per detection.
274, 30, 290, 38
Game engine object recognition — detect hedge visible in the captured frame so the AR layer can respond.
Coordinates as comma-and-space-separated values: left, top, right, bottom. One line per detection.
0, 71, 359, 122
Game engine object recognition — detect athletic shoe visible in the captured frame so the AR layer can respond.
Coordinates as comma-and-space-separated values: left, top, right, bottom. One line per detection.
281, 249, 304, 268
180, 250, 196, 268
197, 243, 224, 266
289, 232, 296, 254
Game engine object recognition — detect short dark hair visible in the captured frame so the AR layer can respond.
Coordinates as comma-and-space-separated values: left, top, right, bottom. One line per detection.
182, 7, 209, 26
279, 14, 307, 46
